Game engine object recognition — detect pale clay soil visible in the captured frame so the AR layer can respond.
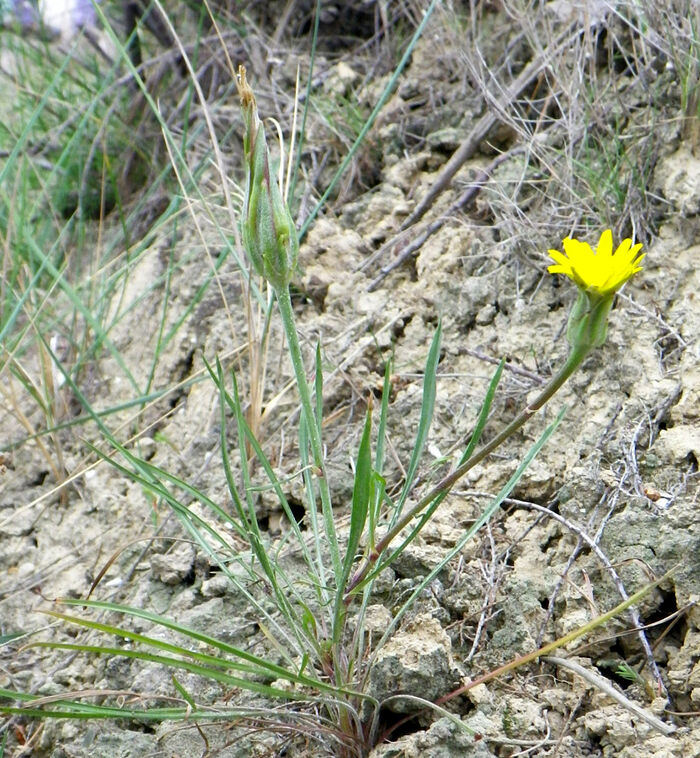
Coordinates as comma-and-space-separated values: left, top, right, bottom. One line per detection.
2, 5, 700, 757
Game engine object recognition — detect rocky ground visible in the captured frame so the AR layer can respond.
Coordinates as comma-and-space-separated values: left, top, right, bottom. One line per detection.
1, 1, 700, 756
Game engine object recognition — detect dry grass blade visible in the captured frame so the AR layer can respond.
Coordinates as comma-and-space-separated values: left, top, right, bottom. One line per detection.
366, 146, 524, 289
397, 22, 582, 233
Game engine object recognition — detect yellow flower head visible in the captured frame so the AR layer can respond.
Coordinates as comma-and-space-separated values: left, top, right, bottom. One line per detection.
548, 229, 644, 296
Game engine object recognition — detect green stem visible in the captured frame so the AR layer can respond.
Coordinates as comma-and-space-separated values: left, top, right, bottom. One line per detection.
275, 286, 341, 579
344, 343, 590, 599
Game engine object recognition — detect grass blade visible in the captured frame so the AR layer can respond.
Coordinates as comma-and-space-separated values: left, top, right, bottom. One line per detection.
299, 0, 441, 239
366, 406, 567, 665
391, 321, 442, 522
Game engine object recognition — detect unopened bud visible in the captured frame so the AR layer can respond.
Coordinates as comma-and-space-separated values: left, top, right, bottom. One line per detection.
237, 65, 299, 291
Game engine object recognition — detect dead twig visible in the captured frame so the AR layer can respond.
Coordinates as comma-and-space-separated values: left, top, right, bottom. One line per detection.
465, 524, 500, 663
456, 345, 544, 385
537, 490, 617, 645
465, 492, 668, 696
543, 656, 675, 736
366, 147, 523, 291
397, 25, 581, 233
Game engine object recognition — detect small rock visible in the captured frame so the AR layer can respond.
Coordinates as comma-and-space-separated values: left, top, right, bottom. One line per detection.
364, 604, 393, 635
150, 542, 195, 585
426, 127, 465, 152
475, 303, 496, 326
655, 426, 700, 464
466, 683, 492, 706
137, 436, 157, 460
369, 715, 495, 757
200, 572, 230, 598
3, 507, 35, 536
324, 61, 360, 98
368, 614, 460, 712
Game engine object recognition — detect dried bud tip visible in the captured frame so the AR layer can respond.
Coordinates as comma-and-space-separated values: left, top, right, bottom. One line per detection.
236, 65, 256, 110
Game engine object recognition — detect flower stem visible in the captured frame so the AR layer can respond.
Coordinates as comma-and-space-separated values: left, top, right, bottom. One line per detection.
344, 343, 590, 599
275, 285, 341, 579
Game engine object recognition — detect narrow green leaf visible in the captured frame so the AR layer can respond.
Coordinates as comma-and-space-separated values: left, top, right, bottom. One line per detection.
374, 357, 393, 473
315, 343, 324, 439
48, 601, 363, 699
297, 412, 329, 599
367, 470, 387, 554
458, 358, 505, 465
171, 675, 195, 709
299, 0, 441, 239
208, 358, 257, 533
391, 322, 442, 522
332, 401, 373, 643
343, 404, 373, 579
30, 641, 307, 700
0, 632, 24, 645
368, 360, 393, 551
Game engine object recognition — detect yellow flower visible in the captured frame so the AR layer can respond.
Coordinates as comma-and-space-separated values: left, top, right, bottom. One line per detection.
548, 229, 644, 296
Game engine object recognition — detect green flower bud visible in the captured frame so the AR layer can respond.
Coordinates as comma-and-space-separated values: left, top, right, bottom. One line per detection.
237, 66, 299, 291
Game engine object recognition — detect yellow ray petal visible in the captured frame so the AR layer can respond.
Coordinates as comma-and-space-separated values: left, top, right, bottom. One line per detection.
547, 229, 644, 296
